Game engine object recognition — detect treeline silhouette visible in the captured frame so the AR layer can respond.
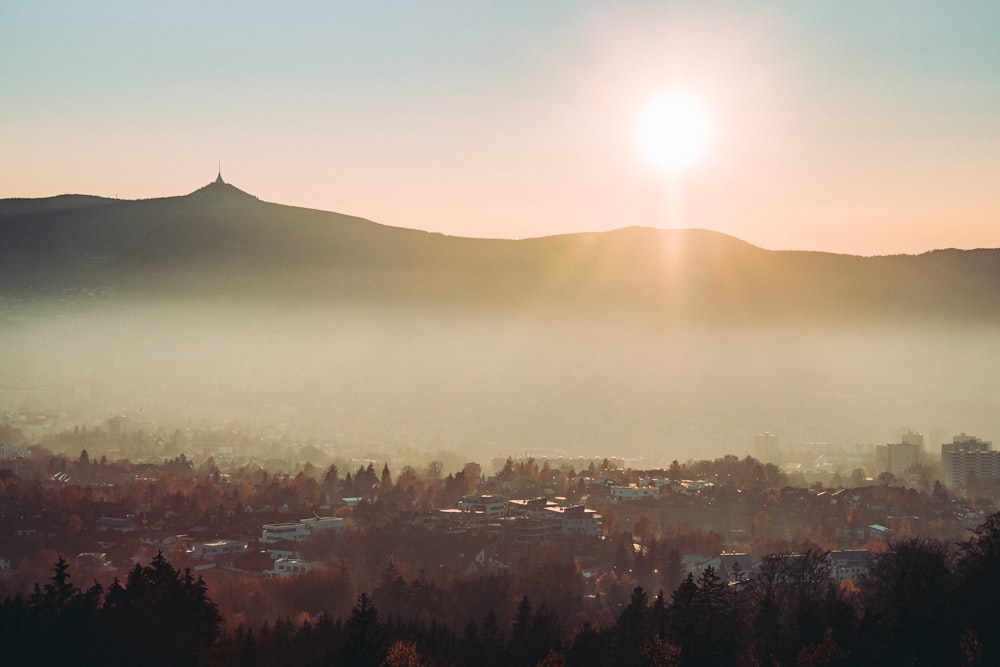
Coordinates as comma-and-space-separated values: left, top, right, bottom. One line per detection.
0, 552, 221, 667
4, 514, 1000, 666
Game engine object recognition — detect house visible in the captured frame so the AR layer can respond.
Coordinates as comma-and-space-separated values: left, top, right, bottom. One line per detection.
299, 516, 344, 532
436, 508, 488, 533
260, 516, 343, 543
192, 539, 249, 561
261, 522, 309, 543
457, 494, 508, 517
544, 505, 602, 537
96, 517, 136, 533
498, 516, 557, 544
507, 497, 552, 516
266, 557, 314, 578
609, 485, 660, 503
265, 542, 301, 561
868, 524, 889, 541
827, 550, 872, 582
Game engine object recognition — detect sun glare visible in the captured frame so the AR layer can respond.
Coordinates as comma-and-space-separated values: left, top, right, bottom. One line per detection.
636, 91, 712, 171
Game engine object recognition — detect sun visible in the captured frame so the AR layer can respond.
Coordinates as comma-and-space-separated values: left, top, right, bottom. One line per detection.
636, 91, 713, 171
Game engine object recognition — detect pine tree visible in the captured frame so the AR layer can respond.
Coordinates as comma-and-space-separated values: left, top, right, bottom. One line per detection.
344, 592, 383, 667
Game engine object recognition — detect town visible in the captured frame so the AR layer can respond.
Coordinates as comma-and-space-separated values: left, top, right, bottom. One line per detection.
2, 414, 1000, 664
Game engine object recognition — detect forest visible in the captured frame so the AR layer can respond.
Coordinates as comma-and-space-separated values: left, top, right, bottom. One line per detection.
2, 514, 1000, 666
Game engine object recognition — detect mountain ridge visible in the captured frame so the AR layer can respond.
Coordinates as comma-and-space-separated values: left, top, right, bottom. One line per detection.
2, 179, 999, 324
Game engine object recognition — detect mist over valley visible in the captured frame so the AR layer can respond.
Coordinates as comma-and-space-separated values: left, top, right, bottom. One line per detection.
3, 178, 999, 464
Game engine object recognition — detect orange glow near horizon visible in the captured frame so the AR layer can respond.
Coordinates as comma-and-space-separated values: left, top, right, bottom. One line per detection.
1, 3, 999, 256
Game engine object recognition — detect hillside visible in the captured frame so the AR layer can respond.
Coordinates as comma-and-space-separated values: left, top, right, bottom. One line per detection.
4, 178, 1000, 459
3, 178, 1000, 323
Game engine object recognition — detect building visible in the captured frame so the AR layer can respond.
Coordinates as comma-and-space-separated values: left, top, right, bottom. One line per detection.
827, 549, 872, 582
942, 434, 997, 490
886, 441, 921, 477
499, 516, 557, 544
875, 446, 889, 473
261, 522, 308, 543
261, 516, 343, 543
457, 494, 508, 517
267, 558, 314, 578
96, 517, 136, 533
868, 524, 889, 541
754, 432, 779, 461
507, 497, 551, 516
299, 516, 344, 532
0, 444, 30, 459
192, 539, 248, 561
106, 415, 129, 441
609, 485, 660, 503
544, 505, 602, 537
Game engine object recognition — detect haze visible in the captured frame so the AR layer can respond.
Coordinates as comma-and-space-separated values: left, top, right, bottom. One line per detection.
2, 2, 1000, 467
6, 302, 1000, 464
2, 182, 999, 465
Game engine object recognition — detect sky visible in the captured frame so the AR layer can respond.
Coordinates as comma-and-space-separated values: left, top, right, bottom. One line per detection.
2, 1, 999, 255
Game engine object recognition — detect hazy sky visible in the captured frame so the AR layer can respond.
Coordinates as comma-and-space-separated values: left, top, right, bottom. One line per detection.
3, 1, 999, 254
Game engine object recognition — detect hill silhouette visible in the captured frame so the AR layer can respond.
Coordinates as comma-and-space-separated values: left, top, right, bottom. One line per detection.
4, 178, 1000, 459
3, 178, 999, 324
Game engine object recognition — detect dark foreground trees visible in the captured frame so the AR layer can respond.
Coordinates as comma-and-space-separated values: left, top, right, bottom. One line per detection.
6, 514, 1000, 665
0, 553, 221, 667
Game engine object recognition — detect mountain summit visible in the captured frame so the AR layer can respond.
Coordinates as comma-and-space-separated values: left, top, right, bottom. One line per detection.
183, 171, 259, 203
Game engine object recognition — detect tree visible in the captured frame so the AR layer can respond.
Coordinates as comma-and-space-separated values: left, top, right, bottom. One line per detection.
877, 471, 897, 487
614, 586, 650, 667
31, 556, 77, 614
632, 514, 657, 544
344, 592, 383, 667
104, 553, 222, 667
862, 537, 957, 666
661, 549, 684, 595
383, 640, 425, 667
956, 512, 1000, 664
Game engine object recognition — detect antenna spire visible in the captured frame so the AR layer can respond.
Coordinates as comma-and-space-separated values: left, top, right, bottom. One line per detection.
215, 162, 224, 184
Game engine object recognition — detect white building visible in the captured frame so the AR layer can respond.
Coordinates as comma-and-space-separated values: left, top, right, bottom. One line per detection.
609, 485, 660, 503
261, 516, 344, 543
544, 505, 602, 537
299, 516, 344, 532
192, 539, 248, 561
457, 494, 508, 517
267, 558, 314, 578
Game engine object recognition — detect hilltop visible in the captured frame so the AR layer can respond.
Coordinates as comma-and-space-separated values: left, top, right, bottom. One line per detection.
3, 177, 1000, 324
